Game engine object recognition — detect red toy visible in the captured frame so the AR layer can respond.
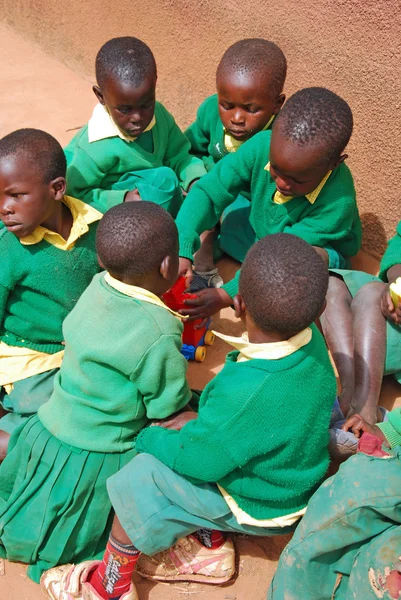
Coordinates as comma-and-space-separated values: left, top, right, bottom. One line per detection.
162, 276, 215, 362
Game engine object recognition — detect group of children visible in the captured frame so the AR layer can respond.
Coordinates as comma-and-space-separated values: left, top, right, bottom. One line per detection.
0, 34, 400, 600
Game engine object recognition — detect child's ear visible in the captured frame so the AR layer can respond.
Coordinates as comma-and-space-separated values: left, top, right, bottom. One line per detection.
332, 153, 348, 169
160, 255, 174, 281
93, 85, 105, 105
233, 294, 246, 319
97, 255, 105, 270
50, 177, 66, 200
274, 93, 286, 113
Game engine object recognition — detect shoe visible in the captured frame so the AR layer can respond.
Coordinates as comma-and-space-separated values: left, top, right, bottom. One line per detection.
136, 535, 235, 584
40, 561, 138, 600
190, 269, 224, 292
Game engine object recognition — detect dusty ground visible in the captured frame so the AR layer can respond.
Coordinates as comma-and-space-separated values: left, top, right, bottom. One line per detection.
0, 22, 400, 600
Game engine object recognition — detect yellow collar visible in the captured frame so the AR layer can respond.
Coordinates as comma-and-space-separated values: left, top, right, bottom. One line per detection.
213, 328, 312, 362
264, 162, 332, 205
20, 196, 102, 250
224, 114, 276, 154
88, 103, 156, 143
104, 273, 185, 320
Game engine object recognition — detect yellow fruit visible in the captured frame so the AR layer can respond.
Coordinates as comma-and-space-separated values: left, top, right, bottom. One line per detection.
389, 278, 401, 307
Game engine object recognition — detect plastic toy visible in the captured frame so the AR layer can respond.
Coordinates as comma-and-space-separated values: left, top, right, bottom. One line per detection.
163, 276, 215, 362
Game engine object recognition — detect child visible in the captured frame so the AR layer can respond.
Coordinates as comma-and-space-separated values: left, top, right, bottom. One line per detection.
322, 220, 401, 456
65, 37, 207, 217
0, 202, 191, 582
185, 38, 287, 289
0, 128, 102, 458
268, 410, 401, 600
176, 87, 362, 324
41, 233, 337, 600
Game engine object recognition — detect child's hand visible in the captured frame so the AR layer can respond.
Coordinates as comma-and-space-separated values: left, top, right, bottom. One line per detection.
179, 257, 194, 285
380, 285, 401, 325
152, 411, 198, 431
179, 288, 232, 328
342, 413, 387, 441
125, 189, 141, 202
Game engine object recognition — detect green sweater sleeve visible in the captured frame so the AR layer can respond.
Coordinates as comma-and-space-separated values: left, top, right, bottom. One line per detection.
377, 408, 401, 448
161, 107, 207, 191
379, 221, 401, 281
66, 144, 126, 210
175, 138, 256, 259
134, 333, 191, 419
185, 98, 212, 161
0, 283, 10, 327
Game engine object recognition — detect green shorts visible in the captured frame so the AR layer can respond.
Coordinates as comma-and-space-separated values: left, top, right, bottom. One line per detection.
331, 269, 401, 382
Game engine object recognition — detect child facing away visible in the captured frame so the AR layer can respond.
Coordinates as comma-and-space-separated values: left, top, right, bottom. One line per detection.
0, 128, 102, 459
176, 87, 362, 325
185, 38, 287, 290
268, 409, 401, 600
65, 37, 207, 217
0, 202, 192, 582
322, 220, 401, 457
41, 233, 337, 600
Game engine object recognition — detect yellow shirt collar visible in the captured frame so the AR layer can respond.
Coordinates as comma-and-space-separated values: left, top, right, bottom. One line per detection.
20, 196, 102, 250
224, 114, 276, 154
213, 327, 312, 362
88, 103, 156, 143
264, 162, 332, 205
104, 273, 186, 320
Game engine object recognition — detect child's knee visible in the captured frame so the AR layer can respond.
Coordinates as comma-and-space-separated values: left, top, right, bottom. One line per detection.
326, 275, 351, 306
352, 281, 386, 310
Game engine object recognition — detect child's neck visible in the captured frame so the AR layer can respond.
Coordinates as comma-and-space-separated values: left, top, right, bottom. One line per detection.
41, 198, 73, 240
247, 323, 299, 344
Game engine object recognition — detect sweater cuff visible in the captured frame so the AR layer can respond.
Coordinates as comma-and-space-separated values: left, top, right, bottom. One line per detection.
222, 276, 239, 298
181, 164, 208, 191
376, 421, 401, 448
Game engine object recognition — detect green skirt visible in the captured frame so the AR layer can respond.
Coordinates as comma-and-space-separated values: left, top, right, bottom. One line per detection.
331, 269, 401, 382
0, 416, 137, 582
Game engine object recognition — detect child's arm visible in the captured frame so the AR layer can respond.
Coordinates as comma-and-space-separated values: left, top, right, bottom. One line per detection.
378, 222, 401, 325
175, 137, 257, 261
66, 147, 125, 211
135, 333, 192, 420
162, 108, 207, 191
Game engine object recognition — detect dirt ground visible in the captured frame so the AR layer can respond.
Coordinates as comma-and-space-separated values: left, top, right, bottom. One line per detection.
0, 22, 400, 600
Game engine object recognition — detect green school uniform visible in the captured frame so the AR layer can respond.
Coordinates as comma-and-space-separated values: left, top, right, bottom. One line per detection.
176, 130, 362, 297
331, 219, 401, 383
0, 273, 191, 581
65, 102, 207, 215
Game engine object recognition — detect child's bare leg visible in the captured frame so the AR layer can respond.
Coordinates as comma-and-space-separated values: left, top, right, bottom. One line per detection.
193, 228, 218, 272
321, 276, 354, 415
350, 281, 387, 423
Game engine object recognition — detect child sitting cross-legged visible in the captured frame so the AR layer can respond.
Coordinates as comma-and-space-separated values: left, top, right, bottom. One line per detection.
65, 37, 206, 217
0, 128, 102, 459
0, 202, 192, 582
41, 233, 337, 600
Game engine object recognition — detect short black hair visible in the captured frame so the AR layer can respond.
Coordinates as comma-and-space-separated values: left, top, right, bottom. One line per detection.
0, 128, 66, 182
217, 39, 287, 97
240, 233, 328, 335
96, 37, 157, 88
97, 202, 178, 279
274, 87, 353, 165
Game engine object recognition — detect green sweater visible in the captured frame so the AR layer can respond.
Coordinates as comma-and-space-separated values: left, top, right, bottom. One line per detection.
65, 102, 207, 211
185, 94, 273, 172
378, 220, 401, 280
377, 408, 401, 448
136, 325, 337, 519
0, 222, 100, 354
176, 131, 362, 297
39, 273, 191, 452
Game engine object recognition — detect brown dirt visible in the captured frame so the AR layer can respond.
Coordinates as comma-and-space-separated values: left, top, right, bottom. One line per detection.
0, 23, 400, 600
